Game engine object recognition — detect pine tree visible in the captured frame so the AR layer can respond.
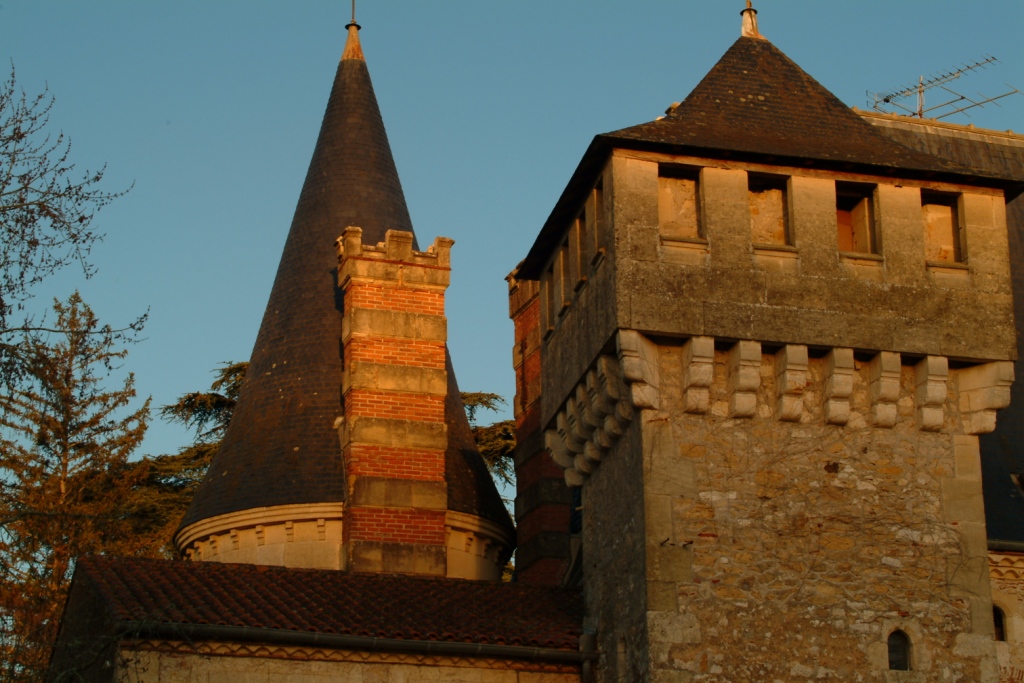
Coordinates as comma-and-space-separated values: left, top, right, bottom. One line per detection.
0, 292, 149, 682
120, 361, 247, 557
461, 392, 516, 487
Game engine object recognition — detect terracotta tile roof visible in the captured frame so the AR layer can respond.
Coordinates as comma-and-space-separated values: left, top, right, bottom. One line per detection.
74, 556, 583, 650
180, 27, 512, 536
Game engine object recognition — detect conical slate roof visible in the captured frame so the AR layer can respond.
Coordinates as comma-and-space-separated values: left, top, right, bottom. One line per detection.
181, 26, 511, 533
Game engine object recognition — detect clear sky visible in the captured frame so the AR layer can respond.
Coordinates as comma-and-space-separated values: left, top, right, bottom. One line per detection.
2, 1, 1022, 458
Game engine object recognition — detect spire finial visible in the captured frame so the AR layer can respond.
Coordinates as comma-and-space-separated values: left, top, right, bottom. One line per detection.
741, 1, 762, 39
345, 0, 360, 30
341, 1, 364, 61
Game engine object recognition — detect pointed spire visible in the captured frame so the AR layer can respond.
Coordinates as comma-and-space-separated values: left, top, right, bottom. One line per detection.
177, 17, 514, 560
179, 17, 415, 531
741, 0, 762, 39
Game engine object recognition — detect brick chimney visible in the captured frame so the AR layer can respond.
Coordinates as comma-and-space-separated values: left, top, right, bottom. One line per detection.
337, 228, 455, 576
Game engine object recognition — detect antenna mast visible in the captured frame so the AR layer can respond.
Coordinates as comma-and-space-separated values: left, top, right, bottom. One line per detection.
867, 56, 1021, 120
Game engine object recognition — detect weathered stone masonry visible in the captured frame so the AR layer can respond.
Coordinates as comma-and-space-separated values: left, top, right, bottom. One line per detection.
520, 101, 1018, 678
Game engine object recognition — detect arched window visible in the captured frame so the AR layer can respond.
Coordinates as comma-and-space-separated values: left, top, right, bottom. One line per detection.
888, 630, 911, 671
994, 606, 1006, 642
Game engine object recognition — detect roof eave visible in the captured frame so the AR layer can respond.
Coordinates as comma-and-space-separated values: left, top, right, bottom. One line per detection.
519, 136, 613, 280
118, 621, 593, 665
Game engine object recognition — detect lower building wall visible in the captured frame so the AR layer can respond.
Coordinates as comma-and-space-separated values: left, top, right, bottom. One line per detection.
580, 417, 652, 682
116, 647, 580, 683
990, 551, 1024, 682
638, 340, 1000, 681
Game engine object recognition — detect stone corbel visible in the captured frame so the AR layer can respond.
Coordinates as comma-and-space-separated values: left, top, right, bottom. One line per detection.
682, 336, 715, 414
728, 340, 761, 418
915, 355, 948, 432
824, 348, 854, 425
869, 352, 901, 428
617, 330, 661, 410
957, 360, 1013, 434
775, 344, 808, 422
545, 428, 575, 470
545, 331, 662, 487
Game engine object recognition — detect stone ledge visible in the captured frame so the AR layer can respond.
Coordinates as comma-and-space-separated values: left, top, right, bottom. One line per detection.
349, 540, 446, 576
351, 477, 447, 510
343, 361, 447, 396
342, 309, 447, 344
339, 416, 448, 450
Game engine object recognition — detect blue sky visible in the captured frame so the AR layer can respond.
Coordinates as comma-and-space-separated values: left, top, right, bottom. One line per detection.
2, 1, 1022, 458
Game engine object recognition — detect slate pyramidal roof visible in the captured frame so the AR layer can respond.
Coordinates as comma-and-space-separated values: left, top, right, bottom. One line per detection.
179, 25, 512, 533
519, 32, 1024, 278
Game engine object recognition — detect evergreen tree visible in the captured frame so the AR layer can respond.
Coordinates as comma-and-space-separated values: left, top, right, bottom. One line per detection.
461, 392, 515, 487
0, 292, 149, 682
120, 361, 247, 557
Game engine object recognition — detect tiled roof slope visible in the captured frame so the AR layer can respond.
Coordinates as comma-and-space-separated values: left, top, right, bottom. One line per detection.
606, 37, 971, 175
180, 27, 511, 533
72, 556, 583, 650
865, 114, 1024, 546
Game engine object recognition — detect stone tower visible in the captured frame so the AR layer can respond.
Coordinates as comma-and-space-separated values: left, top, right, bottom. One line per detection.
511, 5, 1021, 680
176, 22, 513, 580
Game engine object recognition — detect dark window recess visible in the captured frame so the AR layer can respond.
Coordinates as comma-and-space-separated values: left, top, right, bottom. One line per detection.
888, 630, 911, 671
994, 606, 1006, 642
570, 487, 583, 535
1011, 473, 1024, 497
836, 182, 876, 254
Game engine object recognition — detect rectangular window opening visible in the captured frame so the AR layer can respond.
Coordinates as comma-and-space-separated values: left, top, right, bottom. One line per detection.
658, 165, 702, 241
836, 182, 877, 254
556, 238, 572, 315
749, 173, 789, 246
592, 181, 606, 265
574, 205, 590, 289
541, 264, 555, 334
922, 191, 963, 263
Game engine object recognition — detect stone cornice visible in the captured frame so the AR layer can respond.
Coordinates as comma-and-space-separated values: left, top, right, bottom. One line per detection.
175, 502, 345, 555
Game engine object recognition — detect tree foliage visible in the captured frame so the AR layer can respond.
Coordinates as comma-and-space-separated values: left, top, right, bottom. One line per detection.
461, 392, 515, 487
120, 361, 248, 556
0, 292, 149, 682
158, 361, 246, 442
0, 66, 128, 387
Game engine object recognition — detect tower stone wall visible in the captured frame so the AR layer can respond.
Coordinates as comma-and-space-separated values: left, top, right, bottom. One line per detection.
508, 274, 575, 585
529, 144, 1016, 680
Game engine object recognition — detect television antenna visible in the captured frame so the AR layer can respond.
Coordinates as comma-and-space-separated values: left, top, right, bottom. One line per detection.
867, 56, 1021, 120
